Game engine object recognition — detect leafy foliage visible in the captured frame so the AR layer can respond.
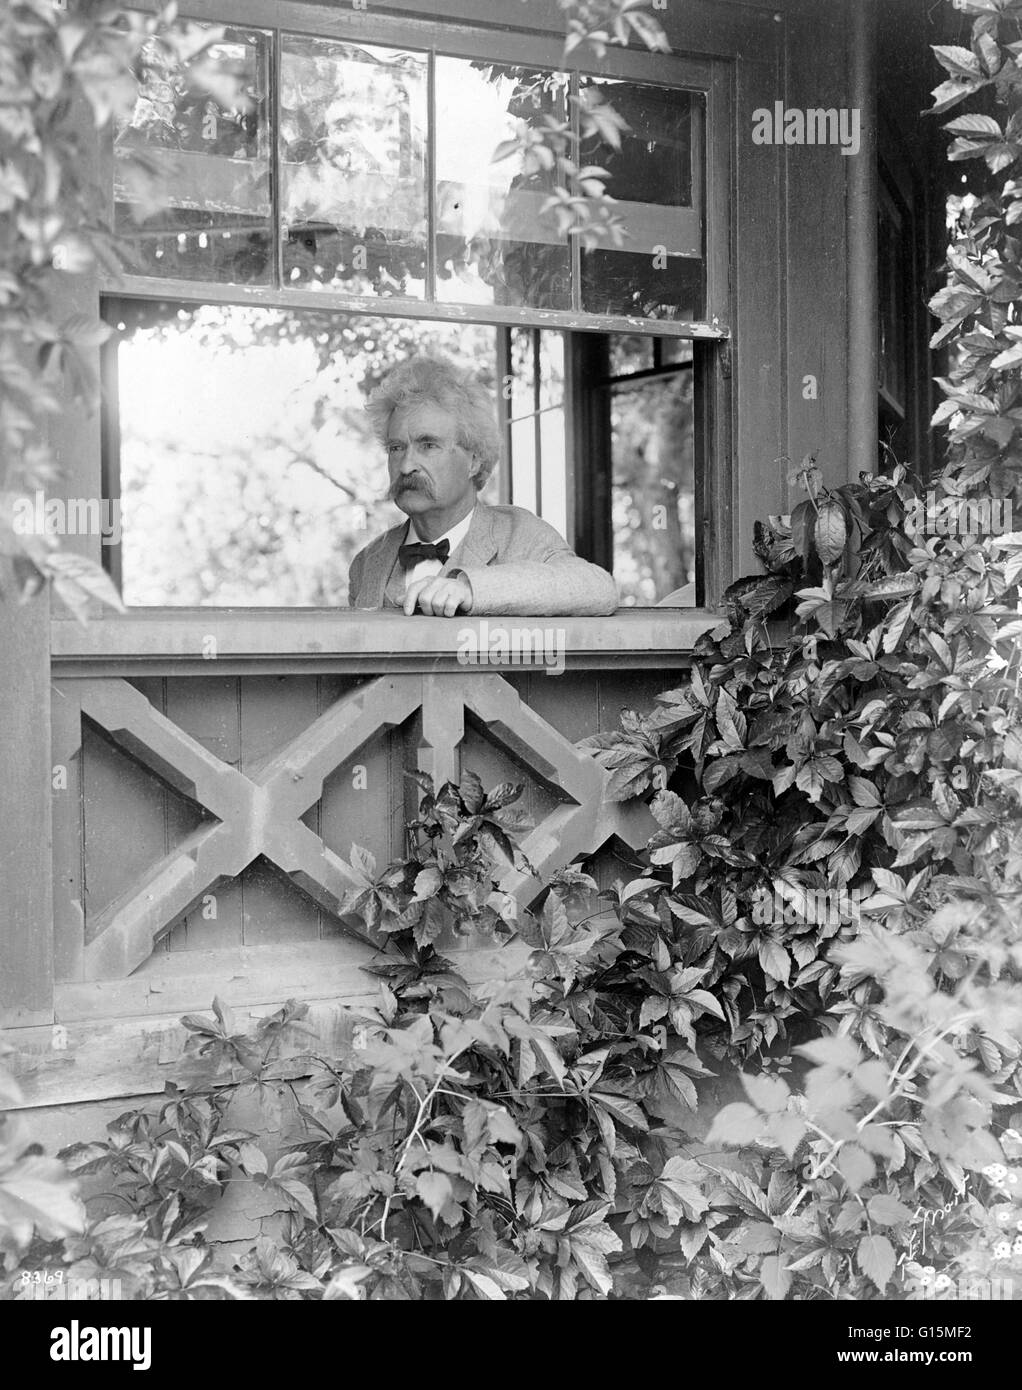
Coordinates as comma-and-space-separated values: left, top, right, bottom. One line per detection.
0, 1058, 84, 1267
490, 0, 669, 251
5, 731, 1021, 1300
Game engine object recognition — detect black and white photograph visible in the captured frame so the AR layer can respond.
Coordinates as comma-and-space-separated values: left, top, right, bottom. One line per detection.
0, 0, 1019, 1360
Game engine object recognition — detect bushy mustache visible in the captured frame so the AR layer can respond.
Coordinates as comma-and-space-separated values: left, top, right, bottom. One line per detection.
387, 473, 435, 501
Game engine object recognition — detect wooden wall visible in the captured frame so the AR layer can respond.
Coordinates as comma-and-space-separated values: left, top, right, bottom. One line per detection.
0, 0, 927, 1144
7, 640, 686, 1118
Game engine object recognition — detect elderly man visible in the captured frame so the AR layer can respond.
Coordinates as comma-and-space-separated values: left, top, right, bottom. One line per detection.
347, 355, 617, 617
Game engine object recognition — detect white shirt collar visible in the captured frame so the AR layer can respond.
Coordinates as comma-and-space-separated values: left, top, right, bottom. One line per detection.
409, 507, 475, 555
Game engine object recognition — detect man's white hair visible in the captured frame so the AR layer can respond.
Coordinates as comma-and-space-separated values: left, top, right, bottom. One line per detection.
366, 354, 502, 489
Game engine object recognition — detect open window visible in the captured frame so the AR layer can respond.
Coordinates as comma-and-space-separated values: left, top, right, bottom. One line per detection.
101, 304, 700, 606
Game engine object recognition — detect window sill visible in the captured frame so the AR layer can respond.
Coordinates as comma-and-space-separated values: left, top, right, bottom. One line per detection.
50, 607, 721, 675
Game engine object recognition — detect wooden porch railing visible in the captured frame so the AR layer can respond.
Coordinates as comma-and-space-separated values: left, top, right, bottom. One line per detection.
6, 611, 708, 1109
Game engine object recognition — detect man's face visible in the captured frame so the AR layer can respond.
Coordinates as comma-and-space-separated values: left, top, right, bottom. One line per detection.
385, 402, 479, 518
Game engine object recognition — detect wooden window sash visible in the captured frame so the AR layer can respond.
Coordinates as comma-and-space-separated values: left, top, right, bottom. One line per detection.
99, 279, 728, 340
103, 2, 724, 339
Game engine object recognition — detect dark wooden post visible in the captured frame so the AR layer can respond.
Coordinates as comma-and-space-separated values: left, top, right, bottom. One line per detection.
847, 0, 879, 481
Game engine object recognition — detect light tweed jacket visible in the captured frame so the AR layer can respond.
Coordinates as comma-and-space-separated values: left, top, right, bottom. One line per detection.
347, 503, 618, 616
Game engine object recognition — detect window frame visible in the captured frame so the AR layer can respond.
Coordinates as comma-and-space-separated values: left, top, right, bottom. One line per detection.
89, 0, 736, 614
572, 335, 697, 597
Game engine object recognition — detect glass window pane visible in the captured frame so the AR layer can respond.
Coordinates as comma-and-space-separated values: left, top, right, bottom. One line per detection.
506, 328, 564, 414
113, 27, 272, 284
510, 416, 538, 513
508, 327, 536, 418
611, 369, 696, 605
609, 333, 654, 376
539, 406, 567, 538
103, 302, 497, 605
280, 38, 428, 297
878, 186, 907, 411
580, 81, 704, 320
538, 331, 564, 408
504, 330, 565, 529
608, 334, 693, 376
660, 337, 694, 366
435, 58, 571, 310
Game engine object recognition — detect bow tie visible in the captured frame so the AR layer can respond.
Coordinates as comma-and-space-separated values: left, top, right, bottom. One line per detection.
399, 538, 450, 568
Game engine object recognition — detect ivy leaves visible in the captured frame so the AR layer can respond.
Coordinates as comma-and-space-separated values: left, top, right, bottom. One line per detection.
579, 708, 679, 799
0, 1143, 85, 1253
0, 3, 235, 618
340, 775, 533, 947
646, 790, 747, 885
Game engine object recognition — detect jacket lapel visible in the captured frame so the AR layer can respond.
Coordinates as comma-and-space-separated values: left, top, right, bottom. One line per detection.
364, 522, 408, 608
445, 505, 497, 574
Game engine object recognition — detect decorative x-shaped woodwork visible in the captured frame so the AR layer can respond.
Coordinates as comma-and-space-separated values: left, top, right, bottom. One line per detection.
61, 673, 653, 981
417, 675, 653, 905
